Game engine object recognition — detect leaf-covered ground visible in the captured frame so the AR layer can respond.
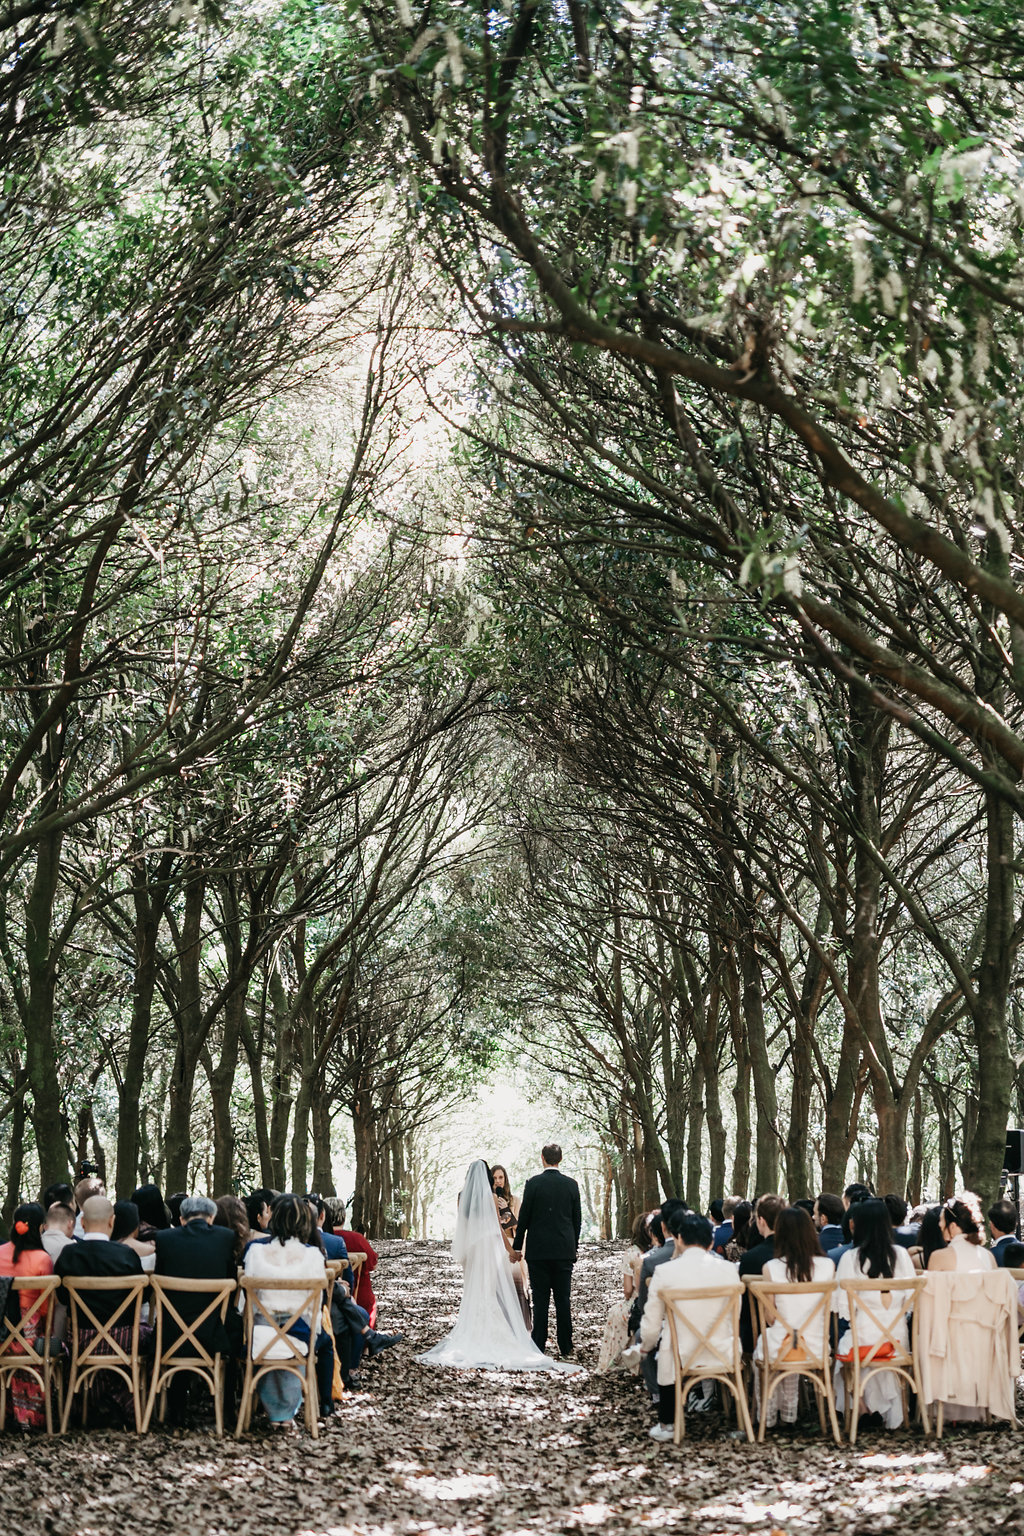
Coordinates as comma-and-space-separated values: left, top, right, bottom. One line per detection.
4, 1240, 1022, 1536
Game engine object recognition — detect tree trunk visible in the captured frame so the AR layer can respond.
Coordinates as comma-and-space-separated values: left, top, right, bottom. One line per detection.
964, 784, 1015, 1199
164, 876, 206, 1193
23, 825, 70, 1185
739, 886, 779, 1191
311, 1083, 336, 1195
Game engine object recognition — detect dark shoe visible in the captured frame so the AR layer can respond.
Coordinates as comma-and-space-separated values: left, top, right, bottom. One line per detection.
344, 1371, 364, 1392
367, 1330, 405, 1356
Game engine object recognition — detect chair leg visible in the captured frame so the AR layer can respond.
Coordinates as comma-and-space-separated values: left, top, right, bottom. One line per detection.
823, 1376, 843, 1446
673, 1376, 683, 1445
142, 1366, 160, 1433
235, 1364, 252, 1438
213, 1360, 223, 1438
756, 1365, 769, 1443
733, 1373, 755, 1443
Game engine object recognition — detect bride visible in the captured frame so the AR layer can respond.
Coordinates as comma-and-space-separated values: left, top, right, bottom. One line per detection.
418, 1159, 577, 1372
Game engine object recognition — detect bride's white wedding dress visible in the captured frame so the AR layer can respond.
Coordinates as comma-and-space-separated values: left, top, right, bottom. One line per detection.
417, 1159, 576, 1372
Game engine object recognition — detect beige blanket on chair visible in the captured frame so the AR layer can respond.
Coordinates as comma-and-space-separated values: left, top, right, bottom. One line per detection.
917, 1269, 1019, 1422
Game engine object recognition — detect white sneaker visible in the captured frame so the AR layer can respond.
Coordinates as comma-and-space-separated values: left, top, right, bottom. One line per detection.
648, 1423, 675, 1442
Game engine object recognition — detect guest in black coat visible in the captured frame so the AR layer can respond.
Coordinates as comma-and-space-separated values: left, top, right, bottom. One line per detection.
55, 1196, 144, 1320
738, 1193, 786, 1353
153, 1194, 240, 1422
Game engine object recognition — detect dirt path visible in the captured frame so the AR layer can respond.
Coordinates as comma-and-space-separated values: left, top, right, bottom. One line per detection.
3, 1240, 1021, 1536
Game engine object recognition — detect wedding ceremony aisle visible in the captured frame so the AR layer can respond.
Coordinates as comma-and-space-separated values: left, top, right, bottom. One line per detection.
3, 1240, 1020, 1536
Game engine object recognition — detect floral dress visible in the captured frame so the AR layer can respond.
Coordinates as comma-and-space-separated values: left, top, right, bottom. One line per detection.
597, 1245, 642, 1372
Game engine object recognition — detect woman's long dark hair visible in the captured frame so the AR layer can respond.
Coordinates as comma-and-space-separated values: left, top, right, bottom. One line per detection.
9, 1202, 45, 1259
112, 1201, 141, 1243
850, 1199, 896, 1279
269, 1193, 315, 1247
131, 1184, 170, 1231
918, 1206, 944, 1268
773, 1206, 820, 1283
732, 1201, 756, 1250
214, 1195, 251, 1265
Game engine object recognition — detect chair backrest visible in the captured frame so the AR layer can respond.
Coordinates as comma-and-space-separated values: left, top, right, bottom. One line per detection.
64, 1274, 149, 1364
839, 1274, 925, 1362
149, 1276, 236, 1366
239, 1276, 324, 1365
348, 1252, 365, 1273
659, 1285, 743, 1376
0, 1275, 61, 1362
744, 1278, 837, 1367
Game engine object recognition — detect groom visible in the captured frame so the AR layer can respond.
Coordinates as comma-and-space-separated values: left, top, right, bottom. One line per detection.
510, 1143, 582, 1359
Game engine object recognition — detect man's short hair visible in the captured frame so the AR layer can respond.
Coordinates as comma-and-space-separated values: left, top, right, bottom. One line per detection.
844, 1181, 873, 1204
324, 1197, 346, 1229
307, 1193, 326, 1218
541, 1143, 562, 1165
755, 1193, 786, 1231
988, 1199, 1018, 1236
722, 1195, 740, 1220
74, 1177, 104, 1207
883, 1193, 909, 1227
1002, 1240, 1024, 1267
816, 1192, 844, 1226
708, 1198, 724, 1223
669, 1209, 713, 1247
180, 1195, 217, 1221
45, 1202, 75, 1229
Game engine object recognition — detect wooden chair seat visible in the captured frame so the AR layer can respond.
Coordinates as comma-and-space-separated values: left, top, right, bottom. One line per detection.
837, 1274, 927, 1443
236, 1276, 325, 1439
61, 1274, 149, 1433
658, 1284, 754, 1443
745, 1277, 841, 1444
0, 1275, 63, 1435
144, 1276, 238, 1435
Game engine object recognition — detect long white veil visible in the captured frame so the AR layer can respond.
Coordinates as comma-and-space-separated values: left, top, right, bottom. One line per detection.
417, 1159, 575, 1372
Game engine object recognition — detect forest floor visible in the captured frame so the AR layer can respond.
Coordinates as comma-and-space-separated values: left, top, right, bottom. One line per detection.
4, 1239, 1023, 1536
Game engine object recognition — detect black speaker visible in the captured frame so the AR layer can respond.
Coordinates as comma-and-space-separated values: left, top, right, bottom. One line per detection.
1005, 1129, 1024, 1175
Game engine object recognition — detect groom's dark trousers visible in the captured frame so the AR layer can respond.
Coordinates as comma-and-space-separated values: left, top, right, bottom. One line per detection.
513, 1167, 582, 1356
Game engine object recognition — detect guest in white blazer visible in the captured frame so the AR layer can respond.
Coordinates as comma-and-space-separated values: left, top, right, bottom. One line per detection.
638, 1209, 743, 1442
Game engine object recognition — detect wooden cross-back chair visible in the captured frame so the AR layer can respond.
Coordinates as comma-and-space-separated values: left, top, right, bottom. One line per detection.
745, 1278, 842, 1444
144, 1277, 238, 1435
236, 1277, 324, 1439
324, 1261, 344, 1316
659, 1285, 754, 1443
61, 1274, 149, 1433
0, 1275, 63, 1435
837, 1275, 927, 1444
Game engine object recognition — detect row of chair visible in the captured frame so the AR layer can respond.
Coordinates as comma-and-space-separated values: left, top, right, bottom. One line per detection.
0, 1260, 354, 1440
658, 1269, 1024, 1446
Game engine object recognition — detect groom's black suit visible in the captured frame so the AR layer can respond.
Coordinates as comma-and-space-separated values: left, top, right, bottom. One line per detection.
512, 1167, 582, 1356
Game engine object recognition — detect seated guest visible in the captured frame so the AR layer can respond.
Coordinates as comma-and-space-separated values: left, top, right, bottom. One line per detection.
598, 1212, 653, 1372
154, 1195, 240, 1421
988, 1199, 1019, 1266
708, 1198, 725, 1231
0, 1203, 56, 1429
831, 1187, 874, 1263
307, 1198, 402, 1389
56, 1196, 144, 1297
167, 1193, 187, 1227
214, 1195, 251, 1266
55, 1196, 148, 1425
330, 1200, 379, 1325
813, 1192, 846, 1254
739, 1194, 787, 1352
41, 1203, 76, 1262
713, 1196, 739, 1257
242, 1194, 334, 1423
244, 1189, 275, 1238
634, 1200, 687, 1402
131, 1184, 170, 1240
844, 1181, 874, 1207
834, 1199, 915, 1428
752, 1204, 835, 1427
723, 1201, 753, 1262
71, 1177, 105, 1237
882, 1194, 918, 1248
113, 1201, 156, 1270
928, 1193, 995, 1272
909, 1205, 943, 1271
639, 1209, 742, 1442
